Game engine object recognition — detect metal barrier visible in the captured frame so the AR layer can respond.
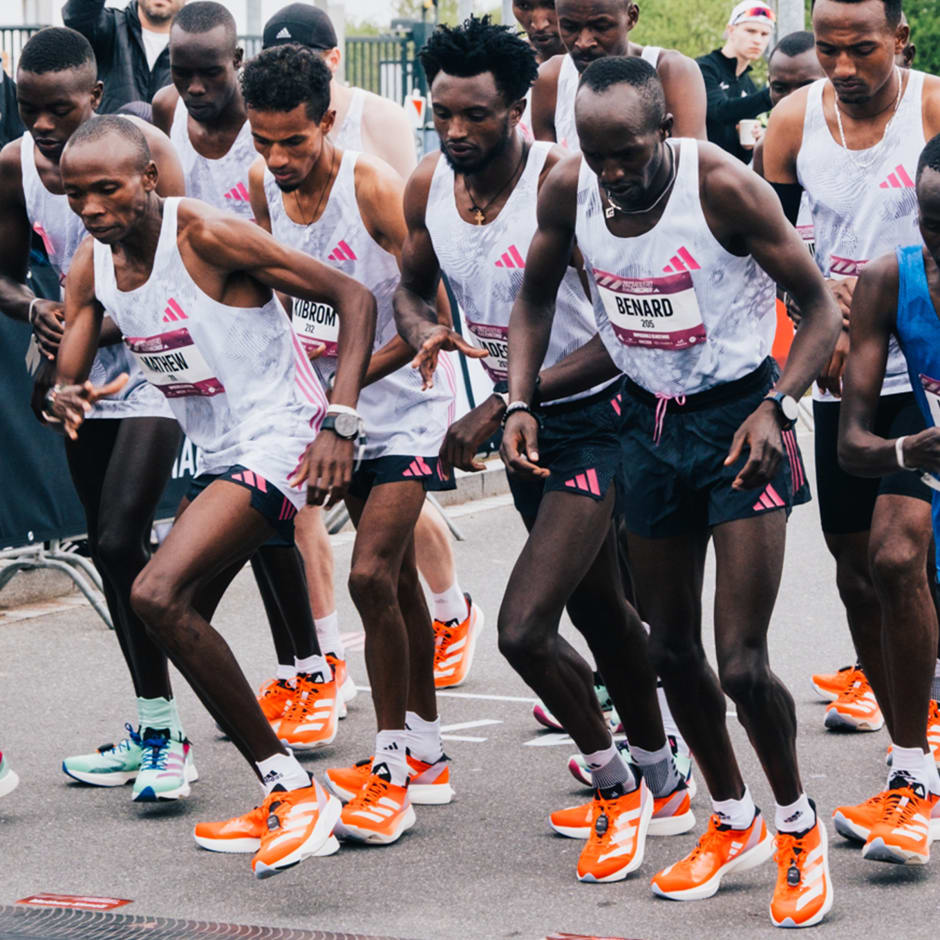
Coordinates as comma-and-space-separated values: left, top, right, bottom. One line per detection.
0, 24, 40, 75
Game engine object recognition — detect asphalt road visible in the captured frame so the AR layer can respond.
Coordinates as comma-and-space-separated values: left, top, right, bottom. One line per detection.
1, 426, 939, 940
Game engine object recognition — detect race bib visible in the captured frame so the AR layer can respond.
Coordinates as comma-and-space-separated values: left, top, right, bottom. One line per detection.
292, 297, 338, 358
593, 268, 706, 350
125, 328, 225, 398
465, 320, 508, 381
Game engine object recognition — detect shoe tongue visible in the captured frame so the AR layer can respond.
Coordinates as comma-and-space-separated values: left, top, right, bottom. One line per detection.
597, 781, 627, 800
307, 670, 326, 685
141, 727, 170, 744
888, 771, 926, 798
371, 761, 392, 783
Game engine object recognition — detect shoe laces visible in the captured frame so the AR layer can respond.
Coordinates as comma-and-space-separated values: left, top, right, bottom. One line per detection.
689, 816, 734, 861
139, 728, 171, 771
261, 679, 291, 700
837, 671, 872, 704
352, 773, 391, 809
882, 773, 927, 823
774, 832, 807, 887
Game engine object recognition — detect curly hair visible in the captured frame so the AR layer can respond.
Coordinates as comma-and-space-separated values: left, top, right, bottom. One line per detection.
418, 15, 538, 105
19, 27, 96, 76
240, 44, 332, 122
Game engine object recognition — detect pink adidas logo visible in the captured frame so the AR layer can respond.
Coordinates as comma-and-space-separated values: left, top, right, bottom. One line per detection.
878, 164, 914, 189
662, 247, 700, 274
224, 182, 251, 202
162, 298, 188, 323
231, 469, 267, 491
495, 245, 526, 269
752, 483, 785, 512
328, 240, 357, 262
402, 456, 433, 478
564, 468, 601, 496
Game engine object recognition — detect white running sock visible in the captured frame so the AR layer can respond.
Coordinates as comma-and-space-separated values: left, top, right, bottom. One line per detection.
294, 653, 331, 681
584, 741, 635, 791
405, 710, 443, 763
373, 730, 410, 786
712, 787, 756, 829
775, 792, 815, 833
432, 582, 467, 624
137, 696, 183, 739
314, 611, 344, 659
256, 752, 310, 794
631, 741, 681, 797
924, 750, 940, 796
275, 663, 297, 683
890, 745, 930, 789
931, 658, 940, 703
656, 683, 689, 755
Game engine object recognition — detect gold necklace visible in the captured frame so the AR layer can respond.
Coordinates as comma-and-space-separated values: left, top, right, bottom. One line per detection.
463, 143, 529, 225
294, 141, 338, 225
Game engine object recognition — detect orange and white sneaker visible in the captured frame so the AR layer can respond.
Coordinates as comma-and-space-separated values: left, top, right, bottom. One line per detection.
193, 801, 339, 857
552, 781, 694, 840
277, 672, 340, 750
577, 780, 653, 882
651, 810, 774, 901
326, 752, 453, 805
824, 669, 884, 731
770, 813, 833, 928
257, 678, 295, 730
335, 767, 415, 845
832, 790, 888, 842
810, 664, 857, 702
250, 778, 343, 879
862, 774, 935, 865
433, 593, 484, 689
326, 653, 357, 706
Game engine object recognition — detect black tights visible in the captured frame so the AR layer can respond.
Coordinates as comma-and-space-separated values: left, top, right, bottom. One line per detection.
65, 416, 182, 701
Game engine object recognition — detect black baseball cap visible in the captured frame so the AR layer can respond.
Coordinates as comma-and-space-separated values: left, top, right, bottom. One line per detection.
262, 3, 338, 51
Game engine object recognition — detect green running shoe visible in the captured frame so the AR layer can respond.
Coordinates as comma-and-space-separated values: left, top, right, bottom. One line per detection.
132, 727, 198, 802
62, 724, 142, 786
0, 751, 20, 798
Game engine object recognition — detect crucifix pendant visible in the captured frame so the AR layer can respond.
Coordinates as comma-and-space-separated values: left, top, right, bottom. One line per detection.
472, 208, 485, 225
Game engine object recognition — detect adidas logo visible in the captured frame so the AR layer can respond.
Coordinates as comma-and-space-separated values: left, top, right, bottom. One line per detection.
328, 240, 357, 262
494, 245, 526, 269
878, 164, 914, 189
224, 182, 250, 202
162, 297, 187, 322
276, 27, 291, 39
563, 468, 601, 496
662, 246, 700, 274
231, 469, 267, 492
402, 456, 433, 478
261, 769, 281, 785
752, 483, 785, 513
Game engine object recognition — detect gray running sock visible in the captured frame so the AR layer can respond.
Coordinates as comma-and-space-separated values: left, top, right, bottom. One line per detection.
590, 750, 635, 792
631, 741, 682, 797
931, 659, 940, 703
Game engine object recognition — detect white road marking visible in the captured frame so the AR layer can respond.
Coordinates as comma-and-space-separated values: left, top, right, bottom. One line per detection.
354, 686, 538, 705
524, 733, 574, 747
439, 719, 503, 732
441, 735, 488, 743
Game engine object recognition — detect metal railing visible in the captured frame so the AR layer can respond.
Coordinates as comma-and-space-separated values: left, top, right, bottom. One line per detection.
0, 24, 40, 75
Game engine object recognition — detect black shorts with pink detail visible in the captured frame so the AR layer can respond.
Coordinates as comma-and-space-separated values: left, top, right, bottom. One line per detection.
346, 454, 457, 501
185, 465, 298, 544
618, 357, 811, 539
507, 380, 625, 524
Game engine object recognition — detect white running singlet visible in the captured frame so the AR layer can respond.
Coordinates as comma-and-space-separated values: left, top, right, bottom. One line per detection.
554, 47, 661, 152
92, 197, 327, 508
575, 138, 775, 397
19, 132, 168, 419
331, 88, 365, 151
169, 98, 256, 218
263, 150, 455, 459
425, 141, 612, 404
797, 71, 927, 400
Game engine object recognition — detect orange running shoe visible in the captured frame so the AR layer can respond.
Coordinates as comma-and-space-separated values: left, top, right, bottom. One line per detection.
832, 791, 888, 842
433, 594, 484, 689
193, 801, 339, 856
552, 782, 694, 840
335, 768, 415, 845
257, 678, 295, 730
862, 775, 935, 865
651, 811, 774, 900
577, 780, 653, 882
824, 669, 884, 731
326, 653, 357, 707
277, 673, 340, 750
326, 752, 453, 805
250, 778, 343, 879
810, 664, 857, 702
769, 813, 833, 928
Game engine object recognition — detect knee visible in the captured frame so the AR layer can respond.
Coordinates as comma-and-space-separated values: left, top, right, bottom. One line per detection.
648, 632, 706, 681
95, 525, 144, 579
834, 553, 875, 608
718, 653, 769, 706
348, 559, 397, 611
870, 536, 925, 593
130, 568, 183, 641
497, 605, 551, 671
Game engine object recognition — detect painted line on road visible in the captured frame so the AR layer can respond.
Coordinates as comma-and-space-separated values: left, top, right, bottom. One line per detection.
524, 732, 574, 747
355, 685, 538, 705
441, 734, 488, 742
440, 719, 502, 732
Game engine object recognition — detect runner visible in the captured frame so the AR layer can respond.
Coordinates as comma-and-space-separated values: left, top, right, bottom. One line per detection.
49, 113, 377, 876
262, 3, 483, 694
762, 0, 940, 753
836, 134, 940, 865
529, 0, 707, 149
513, 0, 566, 62
243, 44, 457, 845
0, 27, 195, 803
396, 17, 693, 883
506, 56, 840, 924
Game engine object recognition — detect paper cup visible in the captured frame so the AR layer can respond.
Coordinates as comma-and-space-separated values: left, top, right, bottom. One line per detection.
738, 119, 760, 146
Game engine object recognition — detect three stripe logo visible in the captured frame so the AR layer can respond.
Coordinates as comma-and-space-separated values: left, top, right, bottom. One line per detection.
494, 245, 526, 269
662, 246, 700, 274
564, 468, 601, 496
878, 164, 915, 189
224, 182, 251, 202
328, 240, 357, 262
231, 469, 267, 492
162, 297, 187, 323
752, 483, 785, 512
402, 456, 433, 478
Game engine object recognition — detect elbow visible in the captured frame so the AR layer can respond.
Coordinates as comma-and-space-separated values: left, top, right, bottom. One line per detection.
836, 435, 864, 477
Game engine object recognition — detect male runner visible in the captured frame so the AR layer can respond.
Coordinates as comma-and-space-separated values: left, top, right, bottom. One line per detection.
0, 27, 195, 802
49, 114, 377, 876
243, 44, 456, 846
396, 17, 692, 882
529, 0, 707, 149
506, 57, 840, 924
837, 135, 940, 866
762, 0, 940, 753
261, 4, 483, 693
513, 0, 566, 62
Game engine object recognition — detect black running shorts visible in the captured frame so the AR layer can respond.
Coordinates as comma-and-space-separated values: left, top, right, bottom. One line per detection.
347, 454, 457, 501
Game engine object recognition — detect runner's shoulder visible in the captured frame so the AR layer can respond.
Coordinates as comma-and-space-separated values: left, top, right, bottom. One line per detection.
856, 251, 901, 324
360, 88, 412, 139
0, 137, 24, 200
697, 139, 765, 204
922, 72, 940, 133
177, 197, 238, 247
150, 85, 179, 134
767, 84, 812, 136
353, 149, 405, 204
538, 149, 581, 216
533, 54, 564, 95
655, 47, 701, 80
540, 143, 575, 180
403, 151, 442, 223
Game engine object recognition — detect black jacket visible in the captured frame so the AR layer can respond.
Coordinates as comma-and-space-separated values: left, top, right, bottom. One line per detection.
0, 70, 24, 149
62, 0, 171, 113
696, 48, 772, 163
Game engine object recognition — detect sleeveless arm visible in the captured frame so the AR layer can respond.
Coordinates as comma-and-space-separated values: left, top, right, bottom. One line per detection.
660, 52, 708, 141
56, 238, 104, 386
150, 85, 179, 137
531, 58, 561, 142
361, 96, 417, 179
0, 141, 36, 322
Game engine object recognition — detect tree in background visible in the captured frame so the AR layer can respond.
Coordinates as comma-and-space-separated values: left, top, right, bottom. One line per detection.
901, 0, 939, 77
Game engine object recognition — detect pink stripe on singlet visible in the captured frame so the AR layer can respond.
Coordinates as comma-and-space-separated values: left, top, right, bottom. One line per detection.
290, 333, 329, 420
439, 352, 457, 425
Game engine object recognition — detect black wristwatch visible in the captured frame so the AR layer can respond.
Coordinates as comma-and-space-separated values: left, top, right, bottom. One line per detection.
763, 392, 799, 430
321, 410, 361, 440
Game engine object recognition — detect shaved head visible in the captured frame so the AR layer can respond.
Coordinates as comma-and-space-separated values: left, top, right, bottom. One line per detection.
63, 115, 152, 172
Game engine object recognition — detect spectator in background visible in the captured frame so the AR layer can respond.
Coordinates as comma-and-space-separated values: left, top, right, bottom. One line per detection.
697, 0, 775, 163
62, 0, 185, 113
897, 11, 915, 69
0, 62, 25, 148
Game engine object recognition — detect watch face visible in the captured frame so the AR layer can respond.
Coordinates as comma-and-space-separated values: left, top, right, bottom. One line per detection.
782, 396, 799, 421
333, 412, 359, 438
